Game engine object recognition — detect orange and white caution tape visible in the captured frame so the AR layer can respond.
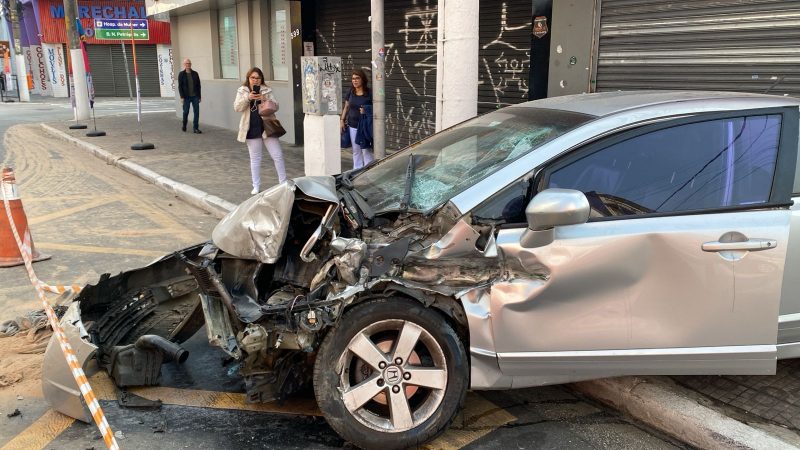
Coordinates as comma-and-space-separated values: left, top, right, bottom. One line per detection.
1, 178, 119, 450
36, 280, 83, 295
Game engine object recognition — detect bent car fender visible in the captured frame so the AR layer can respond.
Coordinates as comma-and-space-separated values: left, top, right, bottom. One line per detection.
212, 176, 338, 264
41, 302, 98, 423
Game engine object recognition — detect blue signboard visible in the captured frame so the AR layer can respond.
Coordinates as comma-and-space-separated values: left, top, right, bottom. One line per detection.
94, 19, 148, 30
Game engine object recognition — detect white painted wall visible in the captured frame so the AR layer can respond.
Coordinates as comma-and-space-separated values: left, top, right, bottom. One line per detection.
175, 10, 215, 78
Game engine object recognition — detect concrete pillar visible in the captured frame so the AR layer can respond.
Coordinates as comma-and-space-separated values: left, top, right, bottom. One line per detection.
303, 115, 341, 176
69, 48, 90, 120
435, 0, 479, 132
14, 55, 29, 101
370, 0, 385, 158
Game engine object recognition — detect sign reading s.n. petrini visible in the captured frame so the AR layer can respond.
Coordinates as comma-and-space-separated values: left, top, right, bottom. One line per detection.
94, 19, 149, 40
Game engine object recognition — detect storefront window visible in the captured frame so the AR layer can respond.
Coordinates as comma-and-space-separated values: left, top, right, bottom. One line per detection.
271, 0, 288, 81
218, 6, 239, 79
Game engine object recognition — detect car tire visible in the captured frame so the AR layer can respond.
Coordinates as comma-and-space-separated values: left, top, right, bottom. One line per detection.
314, 297, 468, 449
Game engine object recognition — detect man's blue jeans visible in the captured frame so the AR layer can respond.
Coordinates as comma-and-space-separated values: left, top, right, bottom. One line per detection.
182, 96, 200, 131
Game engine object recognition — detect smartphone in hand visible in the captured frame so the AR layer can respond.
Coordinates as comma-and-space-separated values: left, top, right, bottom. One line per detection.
253, 85, 261, 94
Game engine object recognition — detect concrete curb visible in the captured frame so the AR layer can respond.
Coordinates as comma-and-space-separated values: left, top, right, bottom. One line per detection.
573, 376, 792, 450
40, 123, 236, 218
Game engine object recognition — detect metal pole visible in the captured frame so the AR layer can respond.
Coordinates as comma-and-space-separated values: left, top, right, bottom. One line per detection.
120, 43, 133, 100
370, 0, 385, 158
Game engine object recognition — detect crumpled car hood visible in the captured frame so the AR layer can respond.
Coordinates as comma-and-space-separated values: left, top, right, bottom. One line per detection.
211, 176, 339, 263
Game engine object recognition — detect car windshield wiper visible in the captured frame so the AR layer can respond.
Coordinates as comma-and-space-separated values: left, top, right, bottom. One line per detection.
350, 188, 374, 221
340, 170, 354, 189
399, 154, 416, 213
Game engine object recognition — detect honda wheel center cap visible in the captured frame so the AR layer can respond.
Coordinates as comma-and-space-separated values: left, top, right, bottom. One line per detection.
383, 365, 403, 386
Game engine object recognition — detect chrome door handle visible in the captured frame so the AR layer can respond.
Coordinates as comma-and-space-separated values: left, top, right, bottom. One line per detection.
702, 239, 777, 252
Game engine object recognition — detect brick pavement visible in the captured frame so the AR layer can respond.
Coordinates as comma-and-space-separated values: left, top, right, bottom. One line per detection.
50, 112, 354, 206
676, 359, 800, 433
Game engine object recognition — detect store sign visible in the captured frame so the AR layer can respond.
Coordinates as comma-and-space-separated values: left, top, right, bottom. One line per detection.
23, 47, 36, 94
31, 46, 51, 96
50, 5, 147, 20
156, 44, 175, 98
42, 43, 67, 97
94, 19, 150, 40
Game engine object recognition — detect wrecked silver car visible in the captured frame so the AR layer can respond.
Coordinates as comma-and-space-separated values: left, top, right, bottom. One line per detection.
44, 91, 800, 449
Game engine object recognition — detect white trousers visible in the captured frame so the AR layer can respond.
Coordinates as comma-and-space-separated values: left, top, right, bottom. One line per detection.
349, 126, 374, 170
246, 136, 287, 189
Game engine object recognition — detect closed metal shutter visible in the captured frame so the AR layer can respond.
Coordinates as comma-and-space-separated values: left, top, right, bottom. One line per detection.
86, 45, 116, 97
596, 0, 800, 96
478, 2, 532, 114
316, 0, 438, 150
108, 44, 160, 97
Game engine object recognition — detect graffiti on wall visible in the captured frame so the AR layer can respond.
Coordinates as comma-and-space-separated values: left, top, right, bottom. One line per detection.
156, 44, 175, 97
317, 0, 531, 148
316, 0, 438, 149
480, 2, 531, 107
386, 1, 437, 144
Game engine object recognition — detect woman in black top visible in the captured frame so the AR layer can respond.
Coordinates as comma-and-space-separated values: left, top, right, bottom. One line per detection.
340, 69, 373, 170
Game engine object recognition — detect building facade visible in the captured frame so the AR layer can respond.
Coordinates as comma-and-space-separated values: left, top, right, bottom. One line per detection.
549, 0, 800, 98
149, 0, 537, 148
3, 0, 174, 98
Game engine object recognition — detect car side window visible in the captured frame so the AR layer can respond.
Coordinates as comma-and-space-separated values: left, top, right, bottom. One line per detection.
544, 114, 782, 218
471, 178, 531, 225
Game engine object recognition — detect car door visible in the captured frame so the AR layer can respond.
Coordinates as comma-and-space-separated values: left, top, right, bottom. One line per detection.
489, 109, 798, 379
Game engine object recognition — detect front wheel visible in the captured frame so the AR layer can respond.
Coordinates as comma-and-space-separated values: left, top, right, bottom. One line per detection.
314, 297, 468, 449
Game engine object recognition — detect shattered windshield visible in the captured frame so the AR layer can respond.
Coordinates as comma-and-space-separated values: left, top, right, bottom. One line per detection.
351, 107, 594, 213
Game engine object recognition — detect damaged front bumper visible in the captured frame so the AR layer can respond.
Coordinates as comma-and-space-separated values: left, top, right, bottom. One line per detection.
41, 300, 98, 423
41, 246, 207, 422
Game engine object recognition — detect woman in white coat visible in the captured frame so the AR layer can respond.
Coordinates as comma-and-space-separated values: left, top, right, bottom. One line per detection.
234, 67, 287, 194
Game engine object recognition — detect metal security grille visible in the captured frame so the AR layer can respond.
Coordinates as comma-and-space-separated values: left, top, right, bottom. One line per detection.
83, 44, 160, 97
85, 45, 115, 97
112, 44, 160, 97
316, 0, 438, 150
82, 44, 160, 97
478, 2, 532, 114
595, 0, 800, 96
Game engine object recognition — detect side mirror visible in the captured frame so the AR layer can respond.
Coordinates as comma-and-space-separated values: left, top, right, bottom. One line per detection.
520, 188, 590, 248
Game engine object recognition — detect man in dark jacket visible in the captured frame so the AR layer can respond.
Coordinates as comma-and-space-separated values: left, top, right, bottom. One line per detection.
178, 58, 202, 133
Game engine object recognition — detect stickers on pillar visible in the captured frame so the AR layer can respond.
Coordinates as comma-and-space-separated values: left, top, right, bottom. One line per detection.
533, 16, 549, 38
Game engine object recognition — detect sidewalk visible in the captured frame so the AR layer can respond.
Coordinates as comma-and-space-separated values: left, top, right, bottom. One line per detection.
41, 112, 800, 449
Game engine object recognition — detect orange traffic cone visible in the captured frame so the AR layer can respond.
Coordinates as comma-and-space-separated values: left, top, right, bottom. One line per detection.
0, 168, 50, 267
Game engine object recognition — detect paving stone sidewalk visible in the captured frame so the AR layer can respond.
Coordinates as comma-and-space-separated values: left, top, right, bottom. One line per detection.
49, 111, 353, 206
676, 359, 800, 437
42, 110, 800, 448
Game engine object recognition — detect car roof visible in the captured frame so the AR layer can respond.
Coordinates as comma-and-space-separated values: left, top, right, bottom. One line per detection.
519, 90, 800, 118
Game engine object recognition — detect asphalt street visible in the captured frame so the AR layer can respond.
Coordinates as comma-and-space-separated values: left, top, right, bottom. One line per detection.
0, 96, 176, 162
0, 108, 689, 449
